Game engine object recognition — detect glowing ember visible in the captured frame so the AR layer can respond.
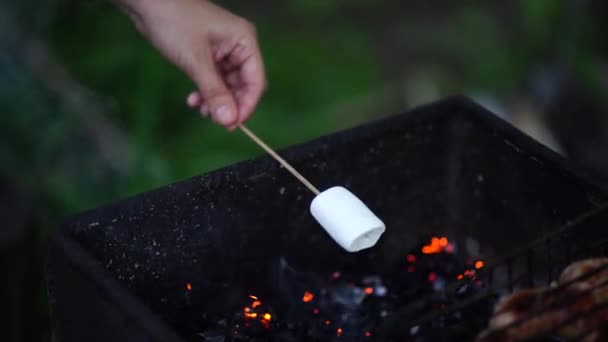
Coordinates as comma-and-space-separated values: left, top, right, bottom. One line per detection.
407, 254, 416, 263
201, 242, 491, 340
302, 291, 315, 302
421, 236, 451, 254
244, 312, 258, 319
186, 282, 192, 291
445, 243, 455, 254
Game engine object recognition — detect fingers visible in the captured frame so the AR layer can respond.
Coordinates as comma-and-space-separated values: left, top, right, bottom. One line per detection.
186, 37, 266, 127
186, 91, 210, 117
189, 49, 239, 127
186, 91, 201, 107
233, 41, 266, 123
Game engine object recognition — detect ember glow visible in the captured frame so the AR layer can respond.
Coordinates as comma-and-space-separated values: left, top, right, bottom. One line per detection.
199, 242, 491, 340
302, 291, 315, 302
407, 254, 416, 263
242, 295, 272, 329
421, 236, 454, 254
186, 282, 192, 291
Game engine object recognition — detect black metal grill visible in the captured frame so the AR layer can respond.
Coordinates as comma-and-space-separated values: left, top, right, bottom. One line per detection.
47, 96, 608, 342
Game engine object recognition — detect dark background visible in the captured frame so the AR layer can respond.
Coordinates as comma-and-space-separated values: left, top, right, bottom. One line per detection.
1, 0, 608, 340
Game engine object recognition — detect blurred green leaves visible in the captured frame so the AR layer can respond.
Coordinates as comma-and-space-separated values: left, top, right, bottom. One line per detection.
1, 0, 606, 216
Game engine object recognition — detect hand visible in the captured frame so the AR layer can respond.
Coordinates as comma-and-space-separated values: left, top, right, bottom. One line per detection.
116, 0, 266, 128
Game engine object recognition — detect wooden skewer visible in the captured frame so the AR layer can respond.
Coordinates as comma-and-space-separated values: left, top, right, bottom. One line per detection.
238, 123, 320, 195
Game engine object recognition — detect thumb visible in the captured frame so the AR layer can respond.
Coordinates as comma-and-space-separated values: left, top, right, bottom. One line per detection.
191, 52, 237, 127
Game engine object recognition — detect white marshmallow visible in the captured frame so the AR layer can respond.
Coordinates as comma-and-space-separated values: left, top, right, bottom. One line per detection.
310, 186, 385, 252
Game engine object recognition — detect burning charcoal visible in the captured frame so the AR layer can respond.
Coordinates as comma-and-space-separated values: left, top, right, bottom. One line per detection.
193, 235, 495, 341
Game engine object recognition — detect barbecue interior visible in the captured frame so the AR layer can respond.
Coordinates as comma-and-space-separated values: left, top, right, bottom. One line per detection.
64, 99, 607, 340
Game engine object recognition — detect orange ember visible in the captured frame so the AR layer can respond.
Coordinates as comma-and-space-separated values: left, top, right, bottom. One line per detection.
365, 331, 372, 337
325, 320, 331, 325
421, 236, 451, 254
302, 291, 315, 302
364, 287, 374, 295
249, 295, 258, 300
457, 274, 464, 280
252, 300, 262, 308
464, 269, 476, 278
406, 254, 416, 263
244, 312, 258, 319
262, 313, 272, 321
186, 282, 192, 291
475, 260, 484, 269
445, 243, 455, 254
337, 328, 343, 336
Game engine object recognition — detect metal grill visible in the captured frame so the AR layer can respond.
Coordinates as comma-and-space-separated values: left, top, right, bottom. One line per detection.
375, 205, 608, 341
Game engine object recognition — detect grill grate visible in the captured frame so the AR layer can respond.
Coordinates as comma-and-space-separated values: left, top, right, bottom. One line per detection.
376, 205, 608, 341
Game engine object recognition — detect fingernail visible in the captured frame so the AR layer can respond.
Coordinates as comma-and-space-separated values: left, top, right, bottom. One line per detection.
214, 105, 233, 124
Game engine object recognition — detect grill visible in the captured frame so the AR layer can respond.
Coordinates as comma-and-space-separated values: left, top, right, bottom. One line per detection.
377, 206, 608, 341
46, 96, 608, 341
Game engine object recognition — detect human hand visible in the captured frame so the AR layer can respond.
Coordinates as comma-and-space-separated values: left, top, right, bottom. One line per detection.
116, 0, 266, 128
